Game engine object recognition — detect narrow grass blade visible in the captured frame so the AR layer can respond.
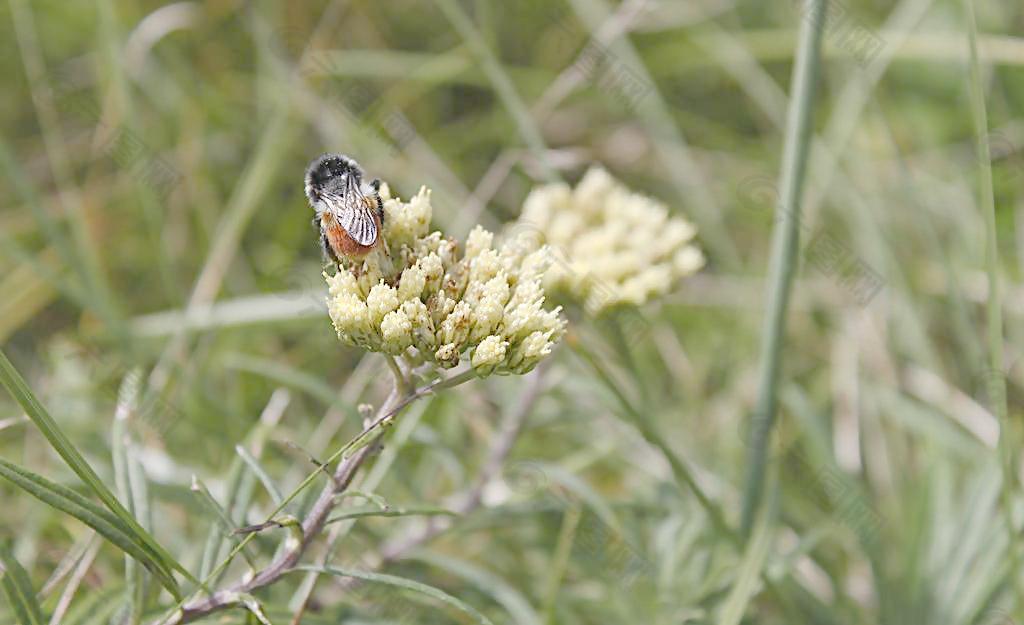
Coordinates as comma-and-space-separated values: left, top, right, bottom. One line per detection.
196, 390, 289, 583
739, 0, 827, 536
112, 371, 145, 625
325, 505, 456, 524
60, 586, 124, 625
235, 445, 284, 507
8, 0, 125, 344
298, 565, 495, 625
38, 531, 95, 599
962, 0, 1021, 610
45, 537, 100, 625
572, 345, 737, 545
198, 457, 249, 582
0, 349, 195, 588
190, 476, 258, 569
541, 502, 581, 624
432, 0, 557, 182
0, 459, 181, 599
0, 544, 46, 625
410, 553, 542, 625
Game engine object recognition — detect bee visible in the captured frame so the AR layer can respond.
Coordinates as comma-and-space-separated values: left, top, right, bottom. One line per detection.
304, 153, 385, 266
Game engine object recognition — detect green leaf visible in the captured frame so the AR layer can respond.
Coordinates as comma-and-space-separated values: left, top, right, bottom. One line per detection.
235, 445, 284, 506
191, 476, 258, 569
112, 370, 146, 625
336, 490, 389, 509
0, 349, 196, 589
299, 565, 495, 625
198, 456, 247, 583
0, 458, 181, 599
410, 553, 542, 625
0, 544, 45, 625
325, 505, 456, 524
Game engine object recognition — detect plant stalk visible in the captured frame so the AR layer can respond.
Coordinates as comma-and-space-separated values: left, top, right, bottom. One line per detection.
740, 0, 827, 537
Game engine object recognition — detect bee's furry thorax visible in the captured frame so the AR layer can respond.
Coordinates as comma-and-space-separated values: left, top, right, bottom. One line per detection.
305, 153, 363, 206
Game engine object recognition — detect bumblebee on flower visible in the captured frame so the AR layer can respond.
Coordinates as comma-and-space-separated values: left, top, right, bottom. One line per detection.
305, 153, 391, 277
308, 154, 566, 377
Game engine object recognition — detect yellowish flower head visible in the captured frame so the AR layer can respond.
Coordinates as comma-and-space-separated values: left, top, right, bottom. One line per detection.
326, 184, 566, 376
508, 167, 704, 313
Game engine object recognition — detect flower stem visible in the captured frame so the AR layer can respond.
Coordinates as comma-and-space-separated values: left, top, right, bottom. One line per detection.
383, 354, 410, 396
739, 0, 827, 537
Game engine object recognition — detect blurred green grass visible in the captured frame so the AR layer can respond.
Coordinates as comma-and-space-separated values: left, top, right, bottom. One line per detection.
1, 0, 1023, 623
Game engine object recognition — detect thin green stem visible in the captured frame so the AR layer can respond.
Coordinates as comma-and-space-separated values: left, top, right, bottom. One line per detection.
383, 354, 411, 396
963, 0, 1021, 612
740, 0, 827, 537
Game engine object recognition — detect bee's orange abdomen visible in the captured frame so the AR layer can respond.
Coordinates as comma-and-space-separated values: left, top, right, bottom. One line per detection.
322, 212, 378, 259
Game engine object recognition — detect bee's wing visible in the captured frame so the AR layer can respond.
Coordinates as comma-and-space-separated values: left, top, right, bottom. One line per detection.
335, 186, 379, 246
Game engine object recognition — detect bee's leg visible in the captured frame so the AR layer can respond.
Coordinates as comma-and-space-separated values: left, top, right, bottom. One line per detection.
370, 178, 384, 224
321, 232, 340, 268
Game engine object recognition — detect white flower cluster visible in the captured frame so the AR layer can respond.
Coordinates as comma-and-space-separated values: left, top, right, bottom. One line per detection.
510, 167, 704, 313
326, 185, 566, 376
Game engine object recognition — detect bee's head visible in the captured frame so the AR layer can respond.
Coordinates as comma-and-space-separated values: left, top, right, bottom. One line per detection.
305, 153, 363, 204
